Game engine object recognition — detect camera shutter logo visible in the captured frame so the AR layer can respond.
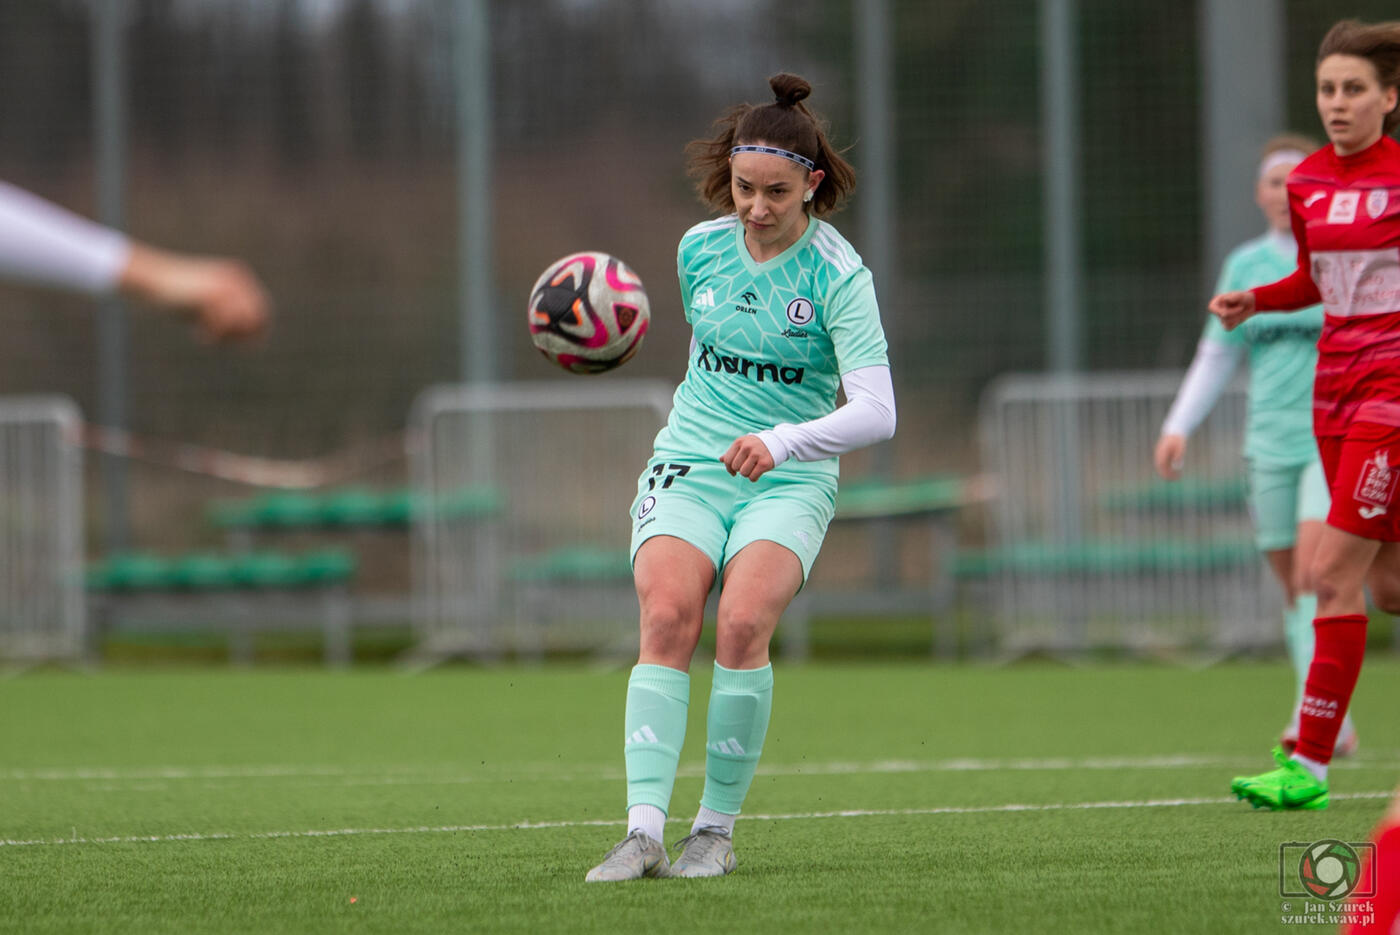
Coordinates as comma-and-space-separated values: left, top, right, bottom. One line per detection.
1298, 840, 1364, 900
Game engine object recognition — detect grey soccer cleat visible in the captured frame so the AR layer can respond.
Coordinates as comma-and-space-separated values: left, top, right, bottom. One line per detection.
669, 827, 736, 878
584, 830, 670, 882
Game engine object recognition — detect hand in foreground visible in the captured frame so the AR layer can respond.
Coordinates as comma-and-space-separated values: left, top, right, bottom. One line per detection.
1208, 290, 1256, 332
121, 245, 271, 344
1153, 433, 1187, 480
721, 434, 775, 482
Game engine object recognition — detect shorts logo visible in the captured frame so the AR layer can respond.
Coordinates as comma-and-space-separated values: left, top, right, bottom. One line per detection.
637, 495, 656, 519
1366, 188, 1389, 219
1327, 191, 1359, 225
1354, 450, 1395, 519
786, 297, 815, 326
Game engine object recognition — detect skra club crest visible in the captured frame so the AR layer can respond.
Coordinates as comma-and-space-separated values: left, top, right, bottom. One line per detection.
1366, 188, 1389, 219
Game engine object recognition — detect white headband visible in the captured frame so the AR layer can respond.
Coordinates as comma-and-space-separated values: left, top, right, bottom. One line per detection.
1259, 149, 1308, 178
730, 144, 816, 172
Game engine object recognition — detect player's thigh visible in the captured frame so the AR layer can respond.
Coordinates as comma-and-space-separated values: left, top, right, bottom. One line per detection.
714, 540, 804, 668
634, 534, 716, 623
1310, 523, 1382, 614
1248, 460, 1302, 552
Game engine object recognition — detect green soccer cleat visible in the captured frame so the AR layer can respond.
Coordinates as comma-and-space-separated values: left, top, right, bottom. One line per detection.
1230, 747, 1329, 811
670, 827, 737, 878
584, 831, 670, 882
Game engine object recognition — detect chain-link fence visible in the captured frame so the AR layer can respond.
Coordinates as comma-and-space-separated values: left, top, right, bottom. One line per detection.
0, 0, 1390, 570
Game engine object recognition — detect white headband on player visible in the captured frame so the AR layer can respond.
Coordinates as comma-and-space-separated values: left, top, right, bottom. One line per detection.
1259, 149, 1308, 178
730, 144, 816, 172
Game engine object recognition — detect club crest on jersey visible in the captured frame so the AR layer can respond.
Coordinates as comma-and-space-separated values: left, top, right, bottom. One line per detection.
1355, 450, 1396, 519
1367, 188, 1390, 219
786, 297, 815, 326
1327, 191, 1360, 225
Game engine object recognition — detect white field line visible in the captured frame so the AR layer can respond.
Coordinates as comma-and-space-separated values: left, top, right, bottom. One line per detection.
2, 754, 1397, 786
1, 792, 1394, 849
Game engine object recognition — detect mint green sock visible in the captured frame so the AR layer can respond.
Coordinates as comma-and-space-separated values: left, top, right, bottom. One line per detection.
698, 662, 773, 816
624, 664, 690, 813
1284, 594, 1317, 701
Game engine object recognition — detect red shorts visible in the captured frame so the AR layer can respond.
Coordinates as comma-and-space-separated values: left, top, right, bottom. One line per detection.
1318, 421, 1400, 541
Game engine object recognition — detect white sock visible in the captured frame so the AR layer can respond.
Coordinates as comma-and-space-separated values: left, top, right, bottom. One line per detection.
690, 805, 735, 837
1291, 753, 1328, 782
627, 804, 667, 844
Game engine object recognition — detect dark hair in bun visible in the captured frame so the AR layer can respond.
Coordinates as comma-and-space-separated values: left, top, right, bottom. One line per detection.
685, 73, 856, 217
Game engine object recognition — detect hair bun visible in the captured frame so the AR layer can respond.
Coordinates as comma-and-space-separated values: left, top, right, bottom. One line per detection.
769, 73, 812, 107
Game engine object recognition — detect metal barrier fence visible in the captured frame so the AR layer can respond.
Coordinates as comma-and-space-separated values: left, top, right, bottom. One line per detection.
978, 372, 1275, 657
0, 396, 85, 664
406, 380, 674, 663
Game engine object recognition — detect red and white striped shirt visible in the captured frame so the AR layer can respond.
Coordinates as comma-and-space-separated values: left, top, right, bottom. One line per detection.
1252, 135, 1400, 437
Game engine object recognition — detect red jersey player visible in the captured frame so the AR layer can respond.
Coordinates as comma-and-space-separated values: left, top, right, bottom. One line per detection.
1211, 18, 1400, 824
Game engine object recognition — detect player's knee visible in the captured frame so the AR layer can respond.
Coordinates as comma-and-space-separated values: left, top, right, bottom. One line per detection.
638, 592, 702, 648
714, 607, 772, 659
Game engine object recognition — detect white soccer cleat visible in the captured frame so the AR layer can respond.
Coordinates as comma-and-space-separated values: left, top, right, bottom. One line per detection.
669, 827, 737, 878
584, 831, 670, 882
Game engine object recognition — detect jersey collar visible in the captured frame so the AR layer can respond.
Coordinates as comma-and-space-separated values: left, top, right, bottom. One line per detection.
733, 213, 821, 276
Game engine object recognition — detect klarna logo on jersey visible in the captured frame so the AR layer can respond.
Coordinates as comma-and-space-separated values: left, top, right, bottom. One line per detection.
1355, 450, 1396, 520
1312, 249, 1400, 318
695, 344, 804, 384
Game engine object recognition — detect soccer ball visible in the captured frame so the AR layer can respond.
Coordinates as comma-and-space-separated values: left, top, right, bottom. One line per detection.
527, 252, 650, 374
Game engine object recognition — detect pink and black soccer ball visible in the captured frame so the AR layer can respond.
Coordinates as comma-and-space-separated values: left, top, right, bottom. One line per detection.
527, 252, 650, 374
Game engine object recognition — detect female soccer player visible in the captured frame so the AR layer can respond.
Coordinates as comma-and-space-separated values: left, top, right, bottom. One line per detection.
1212, 18, 1400, 811
586, 73, 895, 881
1155, 135, 1356, 756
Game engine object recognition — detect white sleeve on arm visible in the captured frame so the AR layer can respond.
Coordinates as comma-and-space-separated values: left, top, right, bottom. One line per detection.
0, 180, 130, 294
757, 364, 896, 466
1160, 337, 1244, 438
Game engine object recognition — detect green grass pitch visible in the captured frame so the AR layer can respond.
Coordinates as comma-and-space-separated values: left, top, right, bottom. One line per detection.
2, 659, 1396, 933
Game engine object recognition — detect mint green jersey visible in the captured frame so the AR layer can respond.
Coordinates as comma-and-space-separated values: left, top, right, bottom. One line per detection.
653, 214, 889, 480
1202, 231, 1323, 466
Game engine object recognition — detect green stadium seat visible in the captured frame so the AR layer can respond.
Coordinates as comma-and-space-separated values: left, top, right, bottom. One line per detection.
509, 547, 633, 583
86, 552, 172, 591
318, 488, 386, 527
166, 553, 238, 591
1098, 477, 1249, 511
953, 538, 1257, 577
208, 485, 505, 532
835, 474, 977, 519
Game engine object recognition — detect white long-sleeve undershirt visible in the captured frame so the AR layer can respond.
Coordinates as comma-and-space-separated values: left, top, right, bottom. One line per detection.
0, 180, 130, 294
1160, 337, 1244, 438
757, 364, 897, 465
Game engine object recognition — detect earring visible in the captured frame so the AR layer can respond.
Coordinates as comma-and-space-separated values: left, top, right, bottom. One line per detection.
803, 190, 814, 203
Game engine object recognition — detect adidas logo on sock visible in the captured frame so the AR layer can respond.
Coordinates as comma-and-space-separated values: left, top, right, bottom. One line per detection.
628, 725, 660, 744
707, 737, 746, 756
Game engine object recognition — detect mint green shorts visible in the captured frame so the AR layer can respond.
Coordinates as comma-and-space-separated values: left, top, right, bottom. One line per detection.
628, 456, 837, 582
1247, 455, 1330, 551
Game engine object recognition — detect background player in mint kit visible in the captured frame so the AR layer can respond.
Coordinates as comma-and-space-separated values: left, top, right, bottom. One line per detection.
1155, 134, 1358, 759
586, 73, 895, 881
1211, 18, 1400, 811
